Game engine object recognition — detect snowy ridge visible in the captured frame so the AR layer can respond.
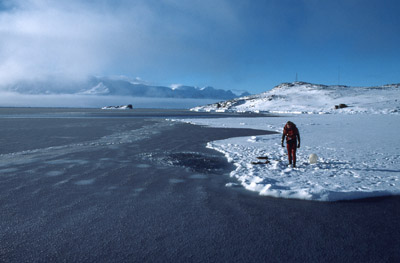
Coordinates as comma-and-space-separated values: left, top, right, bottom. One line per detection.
78, 82, 110, 95
192, 82, 400, 114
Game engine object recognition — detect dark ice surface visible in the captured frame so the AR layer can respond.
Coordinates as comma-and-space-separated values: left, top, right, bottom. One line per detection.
0, 108, 399, 262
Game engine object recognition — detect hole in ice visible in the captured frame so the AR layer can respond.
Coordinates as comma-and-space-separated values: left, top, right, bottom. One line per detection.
165, 152, 230, 174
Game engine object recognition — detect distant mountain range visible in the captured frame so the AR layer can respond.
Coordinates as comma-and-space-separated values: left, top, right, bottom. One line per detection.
192, 81, 400, 114
3, 76, 249, 100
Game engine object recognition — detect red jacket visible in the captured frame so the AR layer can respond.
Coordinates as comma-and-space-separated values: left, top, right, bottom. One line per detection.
282, 123, 300, 144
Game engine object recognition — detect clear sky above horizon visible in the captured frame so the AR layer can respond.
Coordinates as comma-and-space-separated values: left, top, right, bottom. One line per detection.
1, 0, 399, 93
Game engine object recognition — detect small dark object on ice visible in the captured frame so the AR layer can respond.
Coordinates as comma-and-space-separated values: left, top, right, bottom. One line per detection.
251, 161, 270, 165
251, 156, 270, 165
334, 104, 348, 109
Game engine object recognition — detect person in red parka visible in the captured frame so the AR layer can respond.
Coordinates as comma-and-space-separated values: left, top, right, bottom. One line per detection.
281, 121, 300, 168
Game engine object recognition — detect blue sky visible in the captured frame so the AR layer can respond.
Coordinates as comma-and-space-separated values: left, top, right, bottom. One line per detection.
1, 0, 399, 93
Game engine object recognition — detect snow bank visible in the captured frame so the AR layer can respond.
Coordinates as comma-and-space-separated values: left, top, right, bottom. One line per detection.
173, 114, 400, 201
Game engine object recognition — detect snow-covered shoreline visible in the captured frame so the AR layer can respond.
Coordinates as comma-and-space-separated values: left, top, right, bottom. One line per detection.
180, 82, 400, 201
172, 114, 400, 201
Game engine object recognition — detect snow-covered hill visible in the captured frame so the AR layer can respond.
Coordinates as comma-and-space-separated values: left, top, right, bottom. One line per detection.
192, 82, 400, 114
3, 76, 246, 100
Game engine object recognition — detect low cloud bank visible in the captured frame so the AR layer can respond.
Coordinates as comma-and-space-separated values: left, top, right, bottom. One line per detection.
0, 92, 217, 109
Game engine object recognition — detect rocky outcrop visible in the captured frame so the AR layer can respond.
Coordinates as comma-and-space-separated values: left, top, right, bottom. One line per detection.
101, 104, 133, 110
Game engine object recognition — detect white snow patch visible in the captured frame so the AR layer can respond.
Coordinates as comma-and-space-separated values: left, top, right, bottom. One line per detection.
170, 84, 183, 90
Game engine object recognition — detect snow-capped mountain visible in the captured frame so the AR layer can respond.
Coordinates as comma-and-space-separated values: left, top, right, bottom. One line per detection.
3, 76, 246, 100
192, 81, 400, 114
78, 82, 110, 95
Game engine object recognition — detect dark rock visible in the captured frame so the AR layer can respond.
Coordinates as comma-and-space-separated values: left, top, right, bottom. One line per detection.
335, 104, 348, 109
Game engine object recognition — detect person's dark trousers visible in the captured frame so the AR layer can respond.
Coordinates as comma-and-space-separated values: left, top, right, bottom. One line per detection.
286, 141, 297, 167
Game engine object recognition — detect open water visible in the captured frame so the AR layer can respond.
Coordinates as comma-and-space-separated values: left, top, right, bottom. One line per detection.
0, 108, 399, 262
